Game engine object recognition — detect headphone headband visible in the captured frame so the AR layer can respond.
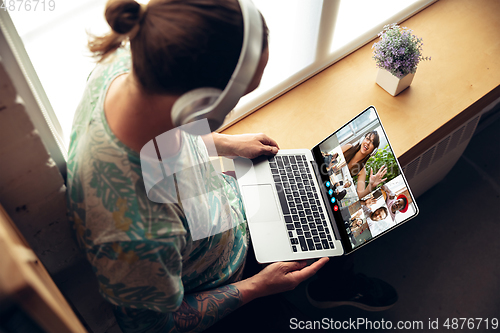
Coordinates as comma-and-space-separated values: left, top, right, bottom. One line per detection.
171, 0, 263, 134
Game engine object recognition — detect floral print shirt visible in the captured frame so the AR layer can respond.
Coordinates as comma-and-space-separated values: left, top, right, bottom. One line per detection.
66, 46, 248, 328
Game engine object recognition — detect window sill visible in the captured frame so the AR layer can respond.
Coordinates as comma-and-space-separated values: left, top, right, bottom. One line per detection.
221, 0, 500, 167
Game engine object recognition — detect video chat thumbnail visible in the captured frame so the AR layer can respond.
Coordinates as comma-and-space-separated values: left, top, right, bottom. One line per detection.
319, 108, 415, 249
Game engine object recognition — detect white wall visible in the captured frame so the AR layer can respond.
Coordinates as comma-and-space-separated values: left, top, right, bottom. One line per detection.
0, 58, 121, 333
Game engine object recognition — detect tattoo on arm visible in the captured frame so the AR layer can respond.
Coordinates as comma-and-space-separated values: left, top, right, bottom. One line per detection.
114, 285, 244, 333
169, 285, 243, 333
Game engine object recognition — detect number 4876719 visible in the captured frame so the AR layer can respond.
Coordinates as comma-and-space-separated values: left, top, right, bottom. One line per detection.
1, 0, 56, 12
443, 318, 498, 330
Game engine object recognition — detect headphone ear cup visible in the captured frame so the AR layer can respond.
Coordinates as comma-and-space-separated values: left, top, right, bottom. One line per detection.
171, 87, 223, 129
170, 0, 263, 134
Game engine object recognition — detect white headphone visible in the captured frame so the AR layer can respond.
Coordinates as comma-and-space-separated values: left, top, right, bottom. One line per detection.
171, 0, 263, 134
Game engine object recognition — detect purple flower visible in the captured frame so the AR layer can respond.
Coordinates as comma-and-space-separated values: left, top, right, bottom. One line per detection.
372, 23, 430, 76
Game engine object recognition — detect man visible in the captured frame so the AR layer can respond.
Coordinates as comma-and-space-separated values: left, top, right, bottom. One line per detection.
381, 184, 409, 221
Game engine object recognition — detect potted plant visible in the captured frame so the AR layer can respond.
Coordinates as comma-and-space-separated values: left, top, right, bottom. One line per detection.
372, 23, 430, 96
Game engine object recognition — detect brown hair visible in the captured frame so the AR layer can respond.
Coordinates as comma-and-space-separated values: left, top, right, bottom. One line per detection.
343, 131, 380, 177
89, 0, 269, 94
370, 207, 388, 221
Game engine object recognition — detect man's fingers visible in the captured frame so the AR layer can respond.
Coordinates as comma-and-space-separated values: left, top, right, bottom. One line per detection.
291, 257, 329, 281
308, 257, 329, 271
261, 145, 279, 155
259, 134, 280, 149
282, 260, 308, 272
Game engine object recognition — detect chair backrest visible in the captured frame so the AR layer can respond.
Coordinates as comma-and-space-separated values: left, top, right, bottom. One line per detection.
0, 204, 87, 333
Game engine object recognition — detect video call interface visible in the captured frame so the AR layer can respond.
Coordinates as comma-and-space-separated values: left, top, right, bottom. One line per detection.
313, 107, 417, 251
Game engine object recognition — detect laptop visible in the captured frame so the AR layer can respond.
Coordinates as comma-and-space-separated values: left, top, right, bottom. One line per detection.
234, 106, 419, 263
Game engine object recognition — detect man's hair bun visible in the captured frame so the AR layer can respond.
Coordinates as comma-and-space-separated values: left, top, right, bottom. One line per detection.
90, 0, 268, 95
105, 0, 143, 35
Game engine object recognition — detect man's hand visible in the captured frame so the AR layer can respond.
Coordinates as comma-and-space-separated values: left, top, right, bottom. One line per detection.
214, 133, 279, 159
248, 258, 329, 299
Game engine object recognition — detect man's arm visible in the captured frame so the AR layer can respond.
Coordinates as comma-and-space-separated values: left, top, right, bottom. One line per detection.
115, 259, 329, 333
115, 285, 243, 333
203, 132, 279, 159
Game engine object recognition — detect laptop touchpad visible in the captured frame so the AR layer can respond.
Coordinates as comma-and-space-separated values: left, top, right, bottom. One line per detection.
242, 184, 281, 223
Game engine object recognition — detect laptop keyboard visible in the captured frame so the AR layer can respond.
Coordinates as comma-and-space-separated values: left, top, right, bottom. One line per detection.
270, 154, 335, 252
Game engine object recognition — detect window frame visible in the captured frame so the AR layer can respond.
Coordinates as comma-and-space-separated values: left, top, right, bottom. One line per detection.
0, 11, 67, 179
218, 0, 438, 132
1, 0, 438, 175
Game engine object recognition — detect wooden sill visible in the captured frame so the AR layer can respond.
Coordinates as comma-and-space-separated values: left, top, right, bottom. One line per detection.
222, 0, 500, 166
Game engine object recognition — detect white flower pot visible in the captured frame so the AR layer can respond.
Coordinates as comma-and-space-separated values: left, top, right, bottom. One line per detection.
375, 68, 415, 96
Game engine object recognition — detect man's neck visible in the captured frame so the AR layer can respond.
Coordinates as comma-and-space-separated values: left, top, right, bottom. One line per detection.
104, 73, 181, 155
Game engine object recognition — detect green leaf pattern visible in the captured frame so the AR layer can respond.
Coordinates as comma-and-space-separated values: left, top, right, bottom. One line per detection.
66, 46, 248, 324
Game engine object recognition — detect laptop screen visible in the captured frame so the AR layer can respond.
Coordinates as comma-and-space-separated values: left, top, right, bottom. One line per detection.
311, 106, 418, 254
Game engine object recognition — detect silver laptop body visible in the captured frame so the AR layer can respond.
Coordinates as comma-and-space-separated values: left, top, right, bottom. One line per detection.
235, 149, 344, 263
234, 106, 419, 263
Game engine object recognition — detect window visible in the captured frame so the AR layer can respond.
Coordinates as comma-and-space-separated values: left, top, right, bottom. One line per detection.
225, 0, 437, 129
3, 0, 437, 156
6, 1, 109, 150
336, 108, 378, 145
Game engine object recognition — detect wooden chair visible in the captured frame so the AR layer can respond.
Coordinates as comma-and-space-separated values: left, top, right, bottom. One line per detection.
0, 204, 87, 333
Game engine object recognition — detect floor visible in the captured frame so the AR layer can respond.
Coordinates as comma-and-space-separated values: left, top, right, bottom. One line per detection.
61, 110, 500, 333
6, 112, 497, 333
276, 111, 500, 332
